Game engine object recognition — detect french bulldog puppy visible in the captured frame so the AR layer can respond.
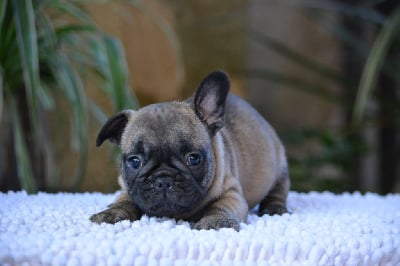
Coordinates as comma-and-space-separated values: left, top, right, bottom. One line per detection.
90, 70, 290, 231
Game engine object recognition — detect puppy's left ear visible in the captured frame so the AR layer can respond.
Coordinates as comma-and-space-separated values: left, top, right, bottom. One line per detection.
96, 110, 134, 147
193, 70, 230, 134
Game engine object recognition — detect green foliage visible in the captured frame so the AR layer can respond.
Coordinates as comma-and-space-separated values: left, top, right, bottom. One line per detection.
283, 129, 366, 192
352, 5, 400, 126
0, 0, 137, 192
248, 1, 400, 192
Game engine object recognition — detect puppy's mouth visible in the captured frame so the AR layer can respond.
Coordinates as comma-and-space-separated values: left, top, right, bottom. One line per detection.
130, 175, 205, 218
148, 199, 191, 217
138, 190, 195, 218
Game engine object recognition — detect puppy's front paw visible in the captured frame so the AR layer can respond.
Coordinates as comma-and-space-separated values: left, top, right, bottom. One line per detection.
193, 215, 240, 231
259, 204, 289, 216
90, 200, 141, 224
90, 207, 132, 224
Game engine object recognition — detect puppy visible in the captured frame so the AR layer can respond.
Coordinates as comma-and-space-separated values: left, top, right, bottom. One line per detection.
90, 70, 290, 230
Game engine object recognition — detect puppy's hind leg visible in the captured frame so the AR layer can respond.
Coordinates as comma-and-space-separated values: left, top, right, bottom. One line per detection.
258, 169, 290, 216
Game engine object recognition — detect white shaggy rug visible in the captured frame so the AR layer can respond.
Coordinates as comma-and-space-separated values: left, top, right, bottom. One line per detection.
0, 191, 399, 266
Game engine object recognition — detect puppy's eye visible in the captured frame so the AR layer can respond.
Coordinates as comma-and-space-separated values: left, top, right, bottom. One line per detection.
126, 156, 142, 169
186, 152, 203, 167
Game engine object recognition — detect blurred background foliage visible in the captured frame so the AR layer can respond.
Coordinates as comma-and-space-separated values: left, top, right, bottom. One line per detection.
0, 0, 138, 193
0, 0, 399, 194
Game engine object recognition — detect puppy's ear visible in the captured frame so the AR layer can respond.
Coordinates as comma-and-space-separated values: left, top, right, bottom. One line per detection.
193, 70, 230, 134
96, 110, 134, 147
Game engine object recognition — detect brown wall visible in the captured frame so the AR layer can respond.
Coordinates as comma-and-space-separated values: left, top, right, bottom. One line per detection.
75, 1, 185, 192
62, 1, 343, 192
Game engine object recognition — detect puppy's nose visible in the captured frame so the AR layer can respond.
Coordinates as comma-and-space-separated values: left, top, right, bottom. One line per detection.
154, 176, 174, 190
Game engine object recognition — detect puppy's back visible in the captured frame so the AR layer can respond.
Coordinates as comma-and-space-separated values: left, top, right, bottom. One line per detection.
222, 94, 287, 208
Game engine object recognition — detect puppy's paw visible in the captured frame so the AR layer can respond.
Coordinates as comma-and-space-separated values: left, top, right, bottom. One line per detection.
259, 204, 289, 216
90, 207, 132, 224
193, 215, 240, 231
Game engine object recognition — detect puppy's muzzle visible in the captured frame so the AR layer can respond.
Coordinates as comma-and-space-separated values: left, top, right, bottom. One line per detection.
154, 176, 174, 191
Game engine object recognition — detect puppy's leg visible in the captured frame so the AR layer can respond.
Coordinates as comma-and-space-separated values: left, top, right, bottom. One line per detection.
258, 169, 290, 216
90, 176, 142, 224
90, 191, 141, 224
193, 184, 248, 231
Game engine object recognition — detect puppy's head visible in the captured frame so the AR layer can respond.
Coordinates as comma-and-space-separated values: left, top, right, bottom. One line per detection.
96, 71, 230, 218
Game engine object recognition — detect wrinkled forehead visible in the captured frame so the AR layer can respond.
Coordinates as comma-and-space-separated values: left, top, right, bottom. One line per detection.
120, 102, 209, 153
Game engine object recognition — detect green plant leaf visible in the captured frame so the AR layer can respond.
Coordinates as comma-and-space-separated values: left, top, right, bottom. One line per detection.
0, 66, 3, 122
310, 10, 370, 58
12, 0, 41, 153
102, 36, 138, 110
36, 7, 56, 48
38, 84, 55, 110
352, 7, 400, 126
2, 0, 141, 192
48, 0, 92, 24
129, 0, 185, 84
53, 54, 88, 190
10, 98, 37, 193
0, 4, 20, 91
249, 29, 347, 85
55, 24, 96, 40
245, 68, 341, 103
35, 10, 56, 110
0, 1, 7, 36
88, 99, 108, 124
280, 0, 386, 24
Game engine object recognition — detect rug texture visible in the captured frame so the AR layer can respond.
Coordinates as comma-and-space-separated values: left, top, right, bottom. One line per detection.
0, 191, 399, 266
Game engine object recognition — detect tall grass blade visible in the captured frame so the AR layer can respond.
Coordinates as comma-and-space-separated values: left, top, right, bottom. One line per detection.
10, 98, 37, 193
38, 84, 55, 110
54, 54, 88, 190
0, 4, 20, 90
12, 0, 41, 152
280, 0, 386, 24
308, 4, 400, 86
311, 11, 370, 58
0, 67, 3, 122
48, 0, 92, 24
36, 8, 56, 51
102, 36, 138, 110
352, 7, 400, 126
0, 1, 7, 36
249, 29, 347, 85
55, 24, 96, 40
246, 68, 340, 103
88, 100, 108, 124
129, 0, 185, 83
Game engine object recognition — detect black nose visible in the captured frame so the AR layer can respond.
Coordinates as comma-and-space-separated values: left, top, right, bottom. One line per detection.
154, 176, 174, 190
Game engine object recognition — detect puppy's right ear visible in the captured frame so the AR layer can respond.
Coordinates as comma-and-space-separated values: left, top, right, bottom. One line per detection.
96, 110, 134, 147
193, 70, 230, 135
